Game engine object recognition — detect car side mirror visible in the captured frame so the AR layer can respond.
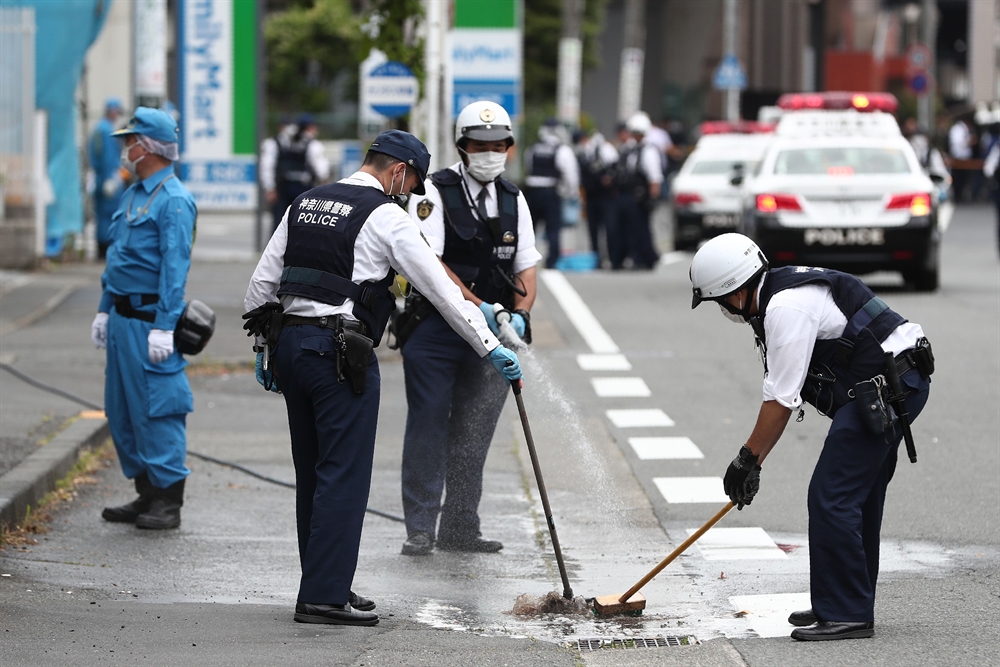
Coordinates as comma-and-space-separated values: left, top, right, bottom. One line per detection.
929, 174, 945, 184
730, 175, 744, 186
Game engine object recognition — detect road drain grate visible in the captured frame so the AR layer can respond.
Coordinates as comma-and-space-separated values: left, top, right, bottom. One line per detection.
573, 636, 697, 651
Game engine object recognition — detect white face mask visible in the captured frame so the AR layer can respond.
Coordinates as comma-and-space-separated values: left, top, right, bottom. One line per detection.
463, 150, 507, 182
719, 300, 746, 324
121, 143, 145, 175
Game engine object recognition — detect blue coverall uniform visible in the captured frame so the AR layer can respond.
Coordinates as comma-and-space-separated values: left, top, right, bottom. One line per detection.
99, 165, 196, 489
89, 118, 125, 251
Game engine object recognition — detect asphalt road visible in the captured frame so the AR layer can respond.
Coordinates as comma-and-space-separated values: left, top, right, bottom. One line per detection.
1, 205, 997, 666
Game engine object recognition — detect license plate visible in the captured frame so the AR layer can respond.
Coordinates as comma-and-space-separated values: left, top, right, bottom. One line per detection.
803, 228, 885, 246
702, 213, 739, 228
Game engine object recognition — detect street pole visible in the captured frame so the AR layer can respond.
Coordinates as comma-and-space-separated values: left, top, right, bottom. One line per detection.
618, 0, 646, 121
133, 0, 167, 109
723, 0, 739, 122
255, 0, 265, 253
557, 0, 584, 127
918, 0, 936, 134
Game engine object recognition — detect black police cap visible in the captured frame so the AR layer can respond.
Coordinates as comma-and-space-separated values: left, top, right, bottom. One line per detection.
368, 130, 431, 196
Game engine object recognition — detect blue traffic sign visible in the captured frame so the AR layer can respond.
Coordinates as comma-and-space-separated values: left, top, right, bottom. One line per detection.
712, 53, 748, 91
909, 71, 929, 95
365, 61, 419, 118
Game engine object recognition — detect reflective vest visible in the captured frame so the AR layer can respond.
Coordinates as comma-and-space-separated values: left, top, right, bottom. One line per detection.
431, 168, 520, 307
755, 266, 907, 416
277, 183, 397, 344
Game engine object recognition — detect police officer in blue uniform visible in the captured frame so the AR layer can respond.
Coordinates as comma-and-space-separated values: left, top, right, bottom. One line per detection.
91, 108, 196, 530
397, 101, 542, 557
88, 97, 126, 258
244, 130, 523, 626
690, 233, 933, 641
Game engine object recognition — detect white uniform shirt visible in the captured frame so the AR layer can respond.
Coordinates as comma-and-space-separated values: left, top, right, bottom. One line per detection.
245, 171, 500, 357
758, 275, 925, 410
259, 130, 331, 192
407, 162, 542, 275
620, 138, 664, 185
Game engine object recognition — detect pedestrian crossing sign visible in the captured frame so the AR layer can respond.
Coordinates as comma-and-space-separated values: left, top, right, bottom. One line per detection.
712, 54, 747, 91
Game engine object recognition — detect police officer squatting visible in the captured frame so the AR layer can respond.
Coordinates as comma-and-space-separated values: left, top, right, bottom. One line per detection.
243, 129, 524, 627
689, 233, 934, 642
394, 100, 542, 557
91, 107, 210, 531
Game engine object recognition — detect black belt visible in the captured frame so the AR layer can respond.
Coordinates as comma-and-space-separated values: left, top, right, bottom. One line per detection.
282, 314, 367, 337
894, 350, 918, 377
113, 294, 158, 323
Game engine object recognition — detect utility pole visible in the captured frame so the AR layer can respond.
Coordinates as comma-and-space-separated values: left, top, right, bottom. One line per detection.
423, 0, 446, 172
133, 0, 167, 109
723, 0, 739, 122
918, 0, 936, 134
557, 0, 585, 127
618, 0, 646, 121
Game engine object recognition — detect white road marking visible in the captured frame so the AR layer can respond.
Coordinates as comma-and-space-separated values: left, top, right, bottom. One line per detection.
658, 251, 689, 266
576, 353, 632, 371
629, 436, 704, 460
654, 477, 730, 503
606, 409, 674, 428
540, 269, 619, 353
729, 593, 811, 638
591, 377, 651, 397
689, 527, 788, 560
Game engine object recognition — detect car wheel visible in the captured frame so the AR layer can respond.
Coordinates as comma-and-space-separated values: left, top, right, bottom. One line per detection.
911, 264, 939, 292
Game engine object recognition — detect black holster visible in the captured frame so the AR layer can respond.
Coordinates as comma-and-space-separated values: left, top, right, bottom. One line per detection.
387, 293, 433, 350
340, 328, 374, 395
853, 376, 896, 435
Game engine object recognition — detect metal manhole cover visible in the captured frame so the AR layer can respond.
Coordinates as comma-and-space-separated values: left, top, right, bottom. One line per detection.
573, 636, 697, 651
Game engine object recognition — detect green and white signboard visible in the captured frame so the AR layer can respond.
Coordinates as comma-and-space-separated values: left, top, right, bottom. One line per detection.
449, 0, 522, 119
178, 0, 257, 210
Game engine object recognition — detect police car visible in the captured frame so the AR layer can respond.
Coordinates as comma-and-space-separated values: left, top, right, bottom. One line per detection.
671, 123, 774, 251
739, 92, 941, 291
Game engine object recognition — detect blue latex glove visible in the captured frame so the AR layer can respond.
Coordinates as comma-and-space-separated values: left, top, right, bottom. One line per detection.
510, 313, 526, 338
479, 301, 501, 335
488, 345, 522, 383
255, 352, 280, 393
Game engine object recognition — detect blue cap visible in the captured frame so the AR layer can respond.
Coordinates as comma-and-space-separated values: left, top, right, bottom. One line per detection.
112, 106, 179, 144
106, 97, 123, 112
368, 130, 431, 196
296, 113, 315, 127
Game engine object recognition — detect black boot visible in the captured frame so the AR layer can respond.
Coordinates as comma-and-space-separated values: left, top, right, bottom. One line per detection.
135, 479, 185, 530
102, 473, 154, 523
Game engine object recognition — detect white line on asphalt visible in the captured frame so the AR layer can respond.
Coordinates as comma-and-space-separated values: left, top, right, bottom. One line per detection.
629, 436, 704, 459
728, 593, 810, 638
576, 353, 632, 371
591, 377, 651, 397
539, 269, 619, 353
653, 477, 730, 503
688, 527, 788, 560
606, 409, 675, 427
658, 251, 688, 266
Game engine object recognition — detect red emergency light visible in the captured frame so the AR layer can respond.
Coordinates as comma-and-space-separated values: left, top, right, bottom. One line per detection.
776, 92, 898, 113
756, 193, 803, 213
699, 120, 776, 135
674, 192, 703, 207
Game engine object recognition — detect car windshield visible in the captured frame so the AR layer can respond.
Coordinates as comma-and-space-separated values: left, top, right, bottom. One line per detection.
773, 147, 911, 175
690, 160, 760, 175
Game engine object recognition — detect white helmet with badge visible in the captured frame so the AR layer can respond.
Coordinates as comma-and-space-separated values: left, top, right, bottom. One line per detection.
454, 101, 514, 147
690, 233, 768, 309
626, 111, 652, 135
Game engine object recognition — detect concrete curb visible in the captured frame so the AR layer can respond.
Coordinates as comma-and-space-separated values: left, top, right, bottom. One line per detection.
0, 415, 110, 530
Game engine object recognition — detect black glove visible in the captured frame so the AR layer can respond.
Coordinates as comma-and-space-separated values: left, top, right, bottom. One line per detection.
723, 445, 760, 510
242, 302, 283, 338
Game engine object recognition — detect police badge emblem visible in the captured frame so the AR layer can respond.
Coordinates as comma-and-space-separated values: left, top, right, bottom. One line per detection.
502, 231, 515, 243
479, 107, 496, 123
416, 199, 434, 220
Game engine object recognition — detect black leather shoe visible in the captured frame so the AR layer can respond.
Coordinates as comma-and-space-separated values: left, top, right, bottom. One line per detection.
788, 609, 817, 626
102, 473, 153, 523
791, 621, 874, 641
135, 479, 184, 530
401, 532, 434, 556
436, 536, 503, 553
294, 602, 379, 626
349, 591, 375, 612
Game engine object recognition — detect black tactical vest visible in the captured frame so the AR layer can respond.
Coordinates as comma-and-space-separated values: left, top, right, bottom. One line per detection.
615, 141, 650, 200
527, 142, 559, 179
430, 168, 520, 307
277, 182, 397, 344
755, 266, 907, 416
276, 139, 312, 185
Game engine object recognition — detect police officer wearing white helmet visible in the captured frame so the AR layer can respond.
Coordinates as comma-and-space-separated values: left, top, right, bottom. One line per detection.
244, 130, 523, 626
396, 101, 542, 557
690, 233, 934, 641
613, 111, 662, 269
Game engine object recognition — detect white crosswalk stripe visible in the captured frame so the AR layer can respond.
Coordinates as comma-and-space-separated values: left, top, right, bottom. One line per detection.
729, 593, 811, 638
629, 436, 704, 459
591, 377, 651, 397
689, 527, 788, 560
653, 476, 730, 503
576, 353, 632, 371
606, 408, 674, 427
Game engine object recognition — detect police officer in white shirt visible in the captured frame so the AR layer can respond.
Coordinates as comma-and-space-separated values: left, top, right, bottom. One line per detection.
244, 130, 523, 627
396, 101, 542, 557
614, 112, 663, 269
690, 234, 933, 642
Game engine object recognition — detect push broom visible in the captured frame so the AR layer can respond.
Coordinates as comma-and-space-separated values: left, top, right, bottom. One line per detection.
593, 501, 735, 615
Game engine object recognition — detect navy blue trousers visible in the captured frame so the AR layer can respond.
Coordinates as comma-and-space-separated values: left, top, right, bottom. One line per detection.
584, 189, 614, 262
274, 324, 380, 605
616, 194, 659, 269
400, 312, 508, 543
525, 186, 563, 268
809, 369, 930, 622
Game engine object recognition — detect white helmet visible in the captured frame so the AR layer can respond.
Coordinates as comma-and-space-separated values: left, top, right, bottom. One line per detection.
454, 101, 514, 147
689, 233, 768, 309
626, 111, 652, 135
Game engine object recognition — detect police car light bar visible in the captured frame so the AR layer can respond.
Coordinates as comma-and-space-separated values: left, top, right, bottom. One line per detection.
699, 121, 776, 135
776, 92, 899, 113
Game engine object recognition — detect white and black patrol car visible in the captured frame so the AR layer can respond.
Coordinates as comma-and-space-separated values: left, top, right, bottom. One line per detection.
739, 92, 941, 291
671, 123, 774, 251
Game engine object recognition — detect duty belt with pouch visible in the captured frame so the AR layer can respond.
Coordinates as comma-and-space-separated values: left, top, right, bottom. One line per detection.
283, 315, 373, 395
114, 294, 216, 355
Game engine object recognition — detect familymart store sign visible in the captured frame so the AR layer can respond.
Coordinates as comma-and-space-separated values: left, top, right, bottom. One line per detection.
448, 0, 522, 119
